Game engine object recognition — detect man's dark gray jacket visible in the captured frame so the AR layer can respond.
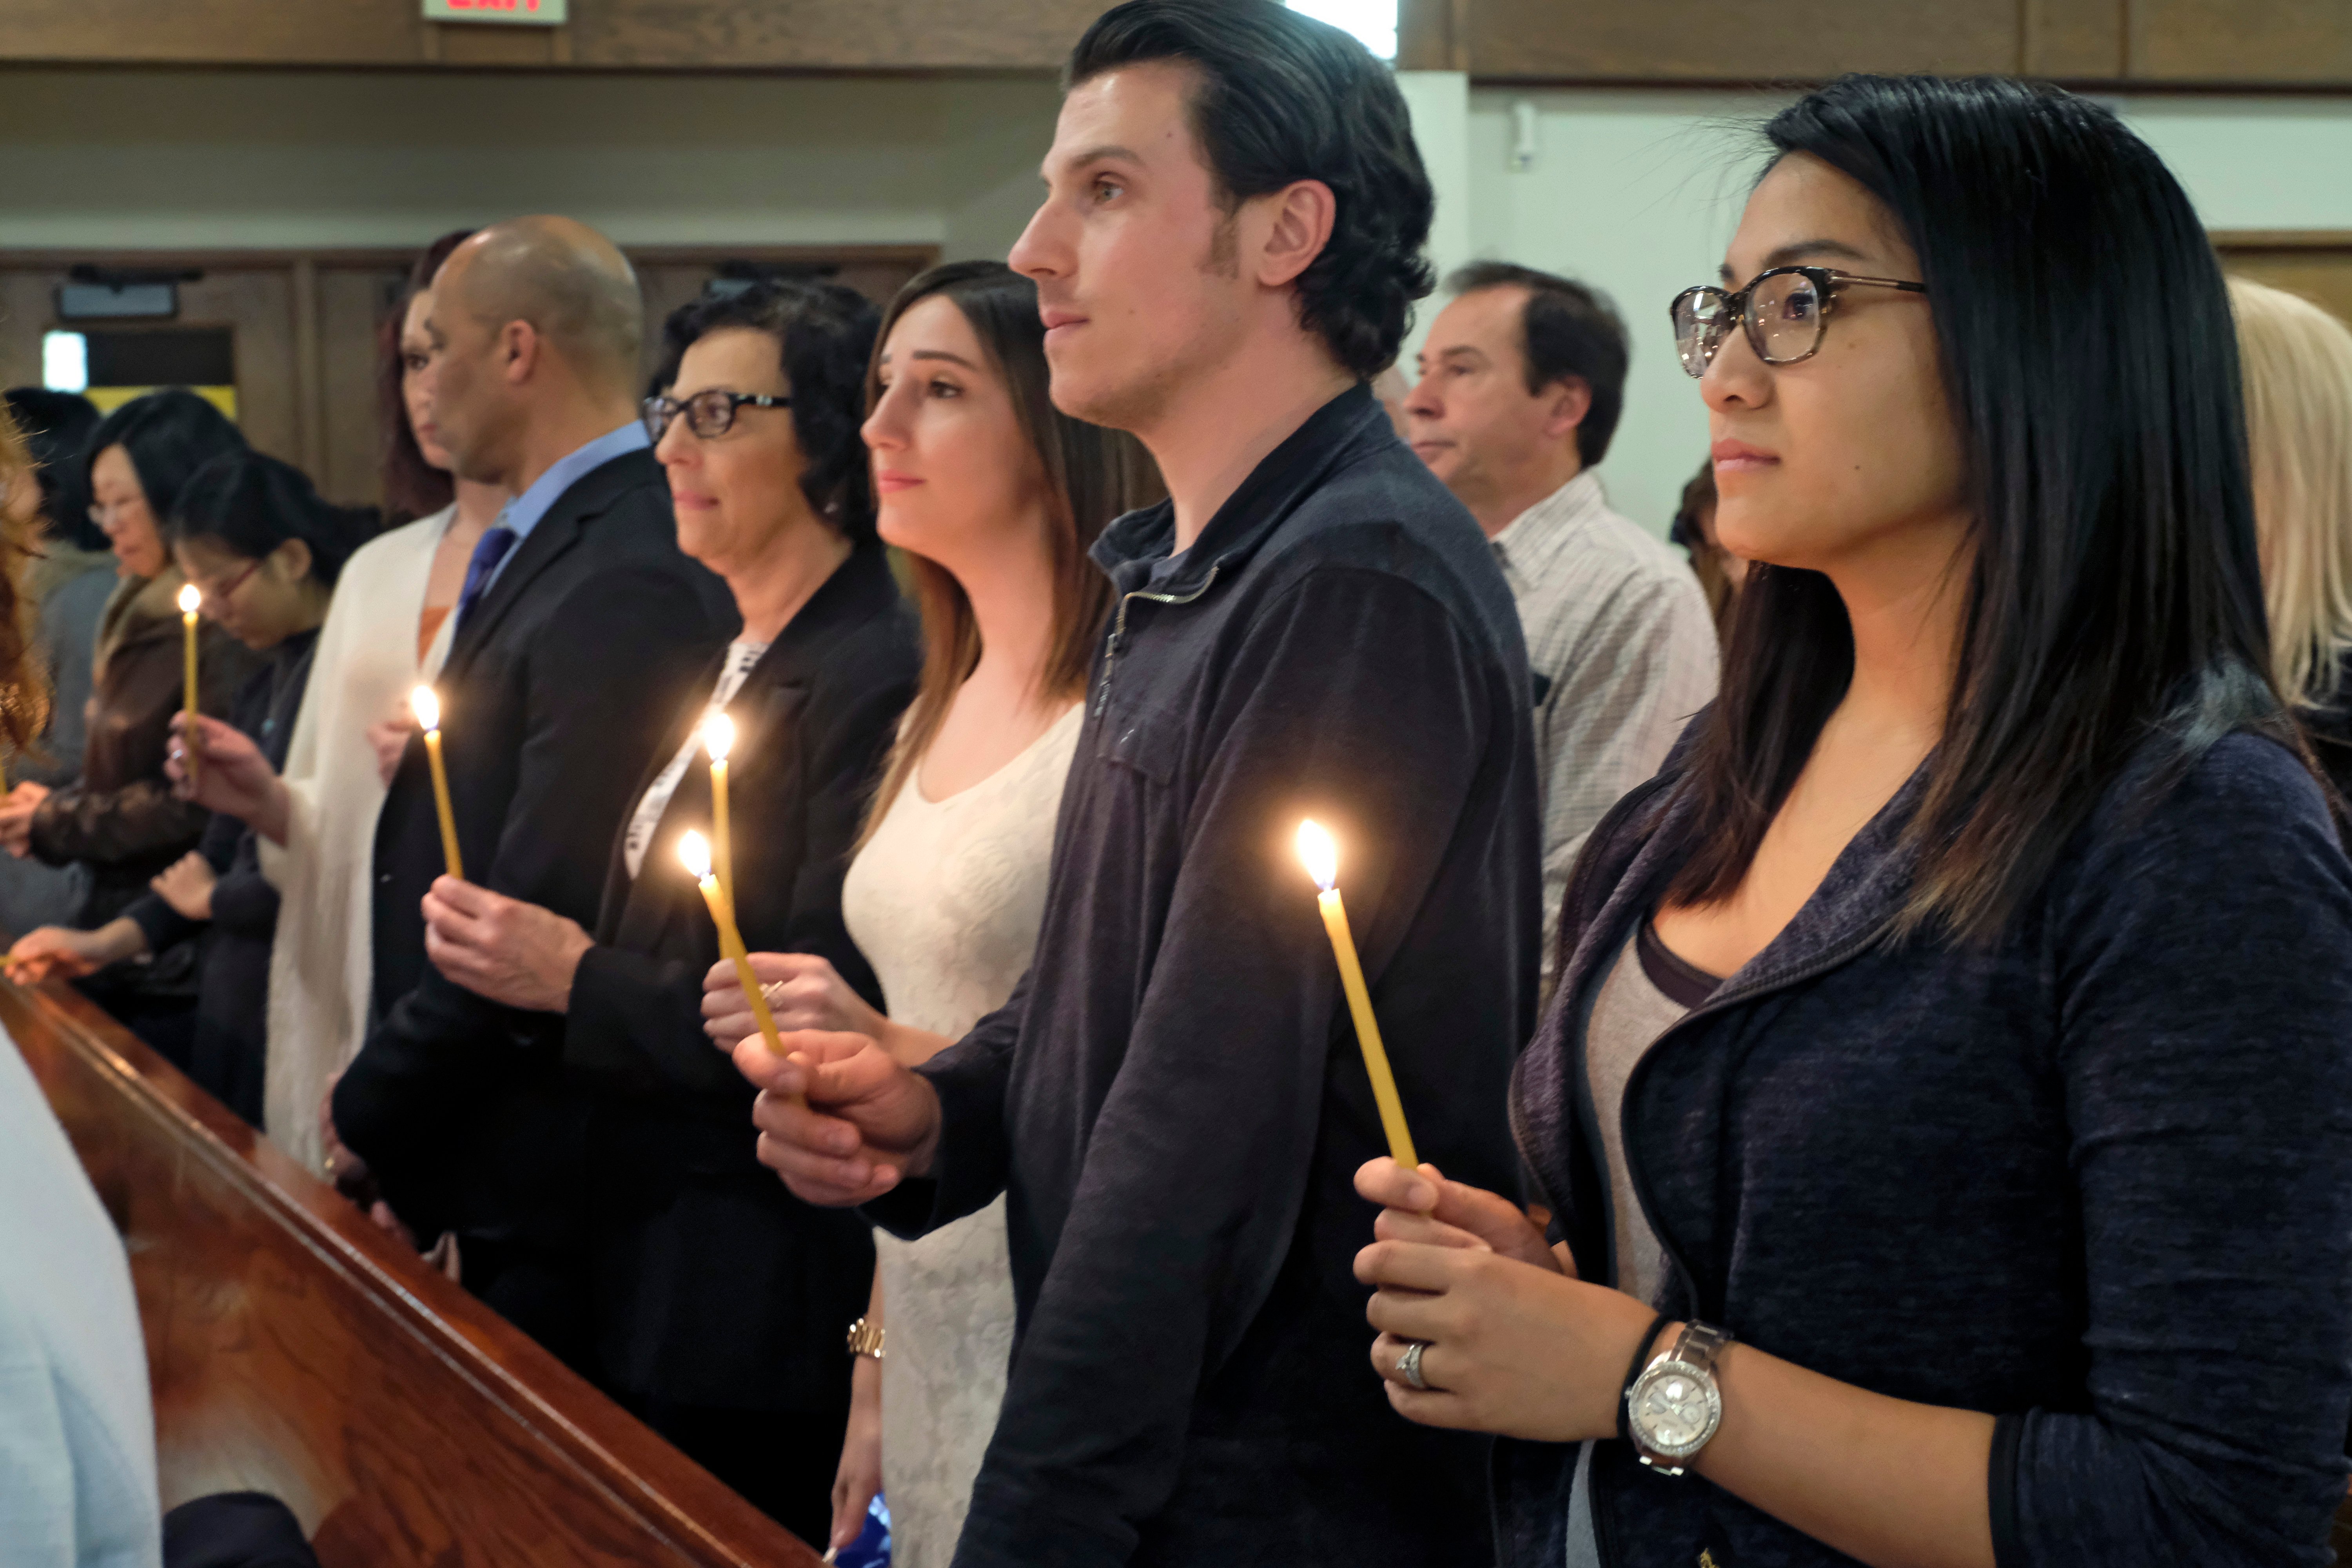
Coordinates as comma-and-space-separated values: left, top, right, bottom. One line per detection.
870, 384, 1543, 1566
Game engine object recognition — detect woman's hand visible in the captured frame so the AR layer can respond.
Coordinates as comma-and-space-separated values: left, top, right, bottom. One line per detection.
708, 951, 888, 1040
150, 851, 218, 921
831, 1353, 885, 1553
421, 876, 593, 1013
167, 714, 292, 844
365, 715, 414, 789
1354, 1158, 1655, 1443
5, 920, 144, 984
0, 781, 51, 857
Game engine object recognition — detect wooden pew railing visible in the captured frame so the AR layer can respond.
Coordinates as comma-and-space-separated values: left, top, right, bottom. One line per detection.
2, 968, 824, 1568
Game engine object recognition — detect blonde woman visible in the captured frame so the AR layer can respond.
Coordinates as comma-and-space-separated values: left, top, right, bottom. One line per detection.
2232, 276, 2352, 798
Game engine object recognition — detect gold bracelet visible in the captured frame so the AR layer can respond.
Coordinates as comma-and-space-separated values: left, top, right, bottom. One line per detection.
847, 1315, 886, 1360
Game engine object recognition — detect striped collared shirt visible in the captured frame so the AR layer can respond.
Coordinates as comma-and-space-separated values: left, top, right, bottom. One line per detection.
1490, 471, 1719, 981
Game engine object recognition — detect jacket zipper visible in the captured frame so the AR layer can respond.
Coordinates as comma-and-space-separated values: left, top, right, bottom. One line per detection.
1093, 564, 1222, 717
1617, 916, 1896, 1325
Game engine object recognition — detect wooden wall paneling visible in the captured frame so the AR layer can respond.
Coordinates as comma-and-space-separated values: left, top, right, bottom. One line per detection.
0, 0, 422, 66
1464, 0, 2023, 83
0, 274, 53, 400
2212, 231, 2352, 328
1397, 0, 1463, 72
568, 0, 1105, 70
2129, 0, 2352, 85
2, 968, 824, 1566
291, 259, 326, 480
316, 263, 409, 509
432, 20, 560, 68
2022, 0, 2128, 79
178, 269, 303, 468
630, 246, 939, 389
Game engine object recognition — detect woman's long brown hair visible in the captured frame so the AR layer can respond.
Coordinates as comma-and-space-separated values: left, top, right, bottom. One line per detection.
0, 409, 54, 757
857, 261, 1160, 847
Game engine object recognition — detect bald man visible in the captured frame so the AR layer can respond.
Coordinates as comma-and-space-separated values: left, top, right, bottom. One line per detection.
332, 218, 735, 1367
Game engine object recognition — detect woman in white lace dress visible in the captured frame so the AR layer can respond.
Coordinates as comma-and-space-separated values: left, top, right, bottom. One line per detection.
705, 260, 1155, 1563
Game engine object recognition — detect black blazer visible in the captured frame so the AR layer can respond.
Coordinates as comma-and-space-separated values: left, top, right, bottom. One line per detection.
565, 543, 917, 1412
335, 447, 736, 1250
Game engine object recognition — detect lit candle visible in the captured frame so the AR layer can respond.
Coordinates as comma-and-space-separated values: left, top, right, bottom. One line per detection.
410, 686, 463, 881
679, 832, 795, 1091
1297, 819, 1419, 1170
703, 712, 736, 920
178, 583, 202, 784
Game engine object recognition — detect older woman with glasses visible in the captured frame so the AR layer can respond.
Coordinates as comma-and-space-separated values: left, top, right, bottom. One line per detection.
412, 279, 918, 1548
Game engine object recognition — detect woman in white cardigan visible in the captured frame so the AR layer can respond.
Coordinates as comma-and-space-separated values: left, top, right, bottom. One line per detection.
187, 232, 499, 1172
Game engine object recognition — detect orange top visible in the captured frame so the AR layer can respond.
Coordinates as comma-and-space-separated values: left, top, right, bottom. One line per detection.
417, 605, 452, 666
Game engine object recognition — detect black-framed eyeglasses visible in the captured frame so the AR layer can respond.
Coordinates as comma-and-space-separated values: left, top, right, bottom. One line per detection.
186, 557, 262, 605
641, 389, 792, 443
1670, 266, 1927, 379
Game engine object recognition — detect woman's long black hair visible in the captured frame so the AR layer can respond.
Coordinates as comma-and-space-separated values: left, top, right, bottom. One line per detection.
1670, 75, 2300, 944
167, 449, 374, 589
85, 389, 248, 525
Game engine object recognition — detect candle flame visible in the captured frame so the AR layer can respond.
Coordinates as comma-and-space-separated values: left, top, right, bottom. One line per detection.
1296, 819, 1338, 893
177, 583, 201, 615
410, 685, 441, 733
679, 829, 713, 881
702, 711, 735, 764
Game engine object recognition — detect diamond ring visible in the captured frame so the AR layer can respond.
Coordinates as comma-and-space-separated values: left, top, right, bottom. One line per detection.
1396, 1340, 1429, 1391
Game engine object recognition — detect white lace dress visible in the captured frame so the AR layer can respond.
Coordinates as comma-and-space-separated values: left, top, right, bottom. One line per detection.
840, 704, 1083, 1568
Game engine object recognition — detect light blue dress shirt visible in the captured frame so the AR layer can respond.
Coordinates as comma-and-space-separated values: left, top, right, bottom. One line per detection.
0, 1031, 161, 1568
477, 420, 653, 600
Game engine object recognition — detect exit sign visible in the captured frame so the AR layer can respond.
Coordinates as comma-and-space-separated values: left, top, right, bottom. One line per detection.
423, 0, 567, 23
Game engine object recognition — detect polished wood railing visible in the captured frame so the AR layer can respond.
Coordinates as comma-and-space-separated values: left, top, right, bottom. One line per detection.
2, 969, 822, 1567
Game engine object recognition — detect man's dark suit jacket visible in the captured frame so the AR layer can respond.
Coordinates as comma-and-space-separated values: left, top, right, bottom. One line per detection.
335, 447, 736, 1282
564, 542, 916, 1416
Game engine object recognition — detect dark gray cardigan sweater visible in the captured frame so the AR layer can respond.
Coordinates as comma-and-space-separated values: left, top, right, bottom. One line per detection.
1502, 725, 2352, 1568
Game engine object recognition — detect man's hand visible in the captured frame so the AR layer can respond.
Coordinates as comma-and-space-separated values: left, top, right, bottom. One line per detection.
421, 875, 593, 1013
0, 781, 51, 857
166, 715, 292, 844
150, 851, 218, 922
729, 1023, 943, 1206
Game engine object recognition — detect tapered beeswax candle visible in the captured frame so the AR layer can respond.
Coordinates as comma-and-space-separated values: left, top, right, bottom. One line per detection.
1296, 819, 1419, 1170
411, 686, 463, 881
702, 712, 737, 920
679, 832, 797, 1096
178, 584, 202, 784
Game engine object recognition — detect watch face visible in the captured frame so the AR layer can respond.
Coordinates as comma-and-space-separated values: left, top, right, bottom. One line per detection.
1631, 1359, 1721, 1457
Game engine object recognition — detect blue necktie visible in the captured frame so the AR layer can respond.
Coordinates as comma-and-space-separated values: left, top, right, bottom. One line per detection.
454, 524, 520, 630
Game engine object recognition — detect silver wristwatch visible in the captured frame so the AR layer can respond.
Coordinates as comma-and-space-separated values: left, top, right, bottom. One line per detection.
1626, 1320, 1733, 1475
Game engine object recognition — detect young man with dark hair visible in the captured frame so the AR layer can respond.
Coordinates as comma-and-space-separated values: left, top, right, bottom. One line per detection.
1407, 263, 1717, 979
722, 3, 1541, 1563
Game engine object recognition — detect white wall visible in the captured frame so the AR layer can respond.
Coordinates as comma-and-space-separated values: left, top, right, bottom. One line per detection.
4, 67, 2347, 538
0, 67, 1063, 256
1453, 88, 2352, 537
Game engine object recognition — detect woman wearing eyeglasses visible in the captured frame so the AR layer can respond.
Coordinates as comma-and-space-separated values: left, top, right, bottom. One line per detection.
412, 279, 918, 1547
1354, 75, 2352, 1568
0, 390, 260, 1064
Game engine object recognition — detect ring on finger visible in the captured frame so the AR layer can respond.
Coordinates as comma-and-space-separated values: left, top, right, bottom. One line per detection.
1396, 1339, 1430, 1392
761, 980, 786, 1006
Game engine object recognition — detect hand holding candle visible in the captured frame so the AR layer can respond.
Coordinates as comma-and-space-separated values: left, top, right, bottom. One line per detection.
178, 584, 203, 784
1298, 819, 1419, 1171
702, 712, 736, 918
411, 685, 463, 881
679, 831, 796, 1089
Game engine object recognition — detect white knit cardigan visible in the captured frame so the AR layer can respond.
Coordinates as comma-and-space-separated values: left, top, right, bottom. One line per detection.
258, 506, 455, 1173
